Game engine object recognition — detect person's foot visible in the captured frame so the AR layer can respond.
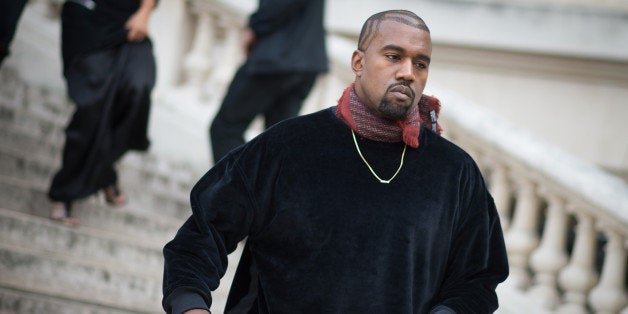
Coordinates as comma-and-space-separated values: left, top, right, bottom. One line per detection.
103, 184, 127, 206
50, 201, 79, 226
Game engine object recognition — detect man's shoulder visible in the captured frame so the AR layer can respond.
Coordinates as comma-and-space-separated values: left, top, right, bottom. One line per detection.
236, 107, 339, 152
265, 106, 338, 135
229, 107, 339, 165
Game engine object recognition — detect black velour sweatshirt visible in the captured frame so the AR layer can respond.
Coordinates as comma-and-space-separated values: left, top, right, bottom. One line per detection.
162, 107, 509, 314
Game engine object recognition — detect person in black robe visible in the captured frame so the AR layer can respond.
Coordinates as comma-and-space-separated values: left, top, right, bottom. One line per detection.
48, 0, 156, 224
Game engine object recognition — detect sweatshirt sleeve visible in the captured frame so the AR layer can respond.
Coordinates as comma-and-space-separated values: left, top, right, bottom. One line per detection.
248, 0, 309, 36
161, 154, 263, 313
429, 163, 509, 313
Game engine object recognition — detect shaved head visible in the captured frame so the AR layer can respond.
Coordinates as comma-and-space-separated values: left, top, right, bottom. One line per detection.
357, 10, 430, 51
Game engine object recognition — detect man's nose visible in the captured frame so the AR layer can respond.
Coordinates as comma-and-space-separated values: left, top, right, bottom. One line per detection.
396, 58, 414, 82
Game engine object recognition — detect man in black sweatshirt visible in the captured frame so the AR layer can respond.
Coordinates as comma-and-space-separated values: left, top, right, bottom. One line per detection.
164, 9, 509, 314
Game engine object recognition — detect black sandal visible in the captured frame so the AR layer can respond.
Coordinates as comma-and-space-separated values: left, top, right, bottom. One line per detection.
50, 201, 79, 226
103, 184, 127, 206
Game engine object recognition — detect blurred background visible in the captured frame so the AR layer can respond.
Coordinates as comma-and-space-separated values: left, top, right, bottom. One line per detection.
0, 0, 626, 313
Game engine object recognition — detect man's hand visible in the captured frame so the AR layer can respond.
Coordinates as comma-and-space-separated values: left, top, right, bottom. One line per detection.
242, 27, 256, 57
183, 310, 210, 314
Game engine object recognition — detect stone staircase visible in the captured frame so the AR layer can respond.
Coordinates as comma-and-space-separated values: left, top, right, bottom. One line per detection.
0, 64, 210, 312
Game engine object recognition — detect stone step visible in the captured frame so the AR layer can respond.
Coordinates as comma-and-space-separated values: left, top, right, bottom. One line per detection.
0, 286, 135, 314
0, 66, 27, 105
119, 153, 197, 219
0, 173, 46, 216
0, 141, 192, 219
0, 139, 59, 189
0, 243, 162, 313
0, 122, 61, 161
0, 174, 183, 245
0, 68, 71, 129
0, 207, 165, 275
21, 88, 72, 127
0, 132, 194, 216
0, 97, 69, 145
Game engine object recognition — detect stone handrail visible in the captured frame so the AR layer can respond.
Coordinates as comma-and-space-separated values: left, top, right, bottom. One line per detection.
182, 1, 627, 313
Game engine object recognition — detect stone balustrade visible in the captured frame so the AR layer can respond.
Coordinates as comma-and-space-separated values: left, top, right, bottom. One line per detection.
431, 90, 628, 313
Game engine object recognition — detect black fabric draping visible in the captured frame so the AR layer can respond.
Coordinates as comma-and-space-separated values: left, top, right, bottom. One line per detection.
48, 0, 155, 202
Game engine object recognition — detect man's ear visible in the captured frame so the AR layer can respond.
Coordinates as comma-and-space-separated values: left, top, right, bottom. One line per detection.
351, 50, 364, 76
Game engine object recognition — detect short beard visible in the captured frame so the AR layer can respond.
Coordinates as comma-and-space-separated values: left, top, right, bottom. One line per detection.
378, 100, 410, 120
379, 95, 415, 120
376, 83, 416, 120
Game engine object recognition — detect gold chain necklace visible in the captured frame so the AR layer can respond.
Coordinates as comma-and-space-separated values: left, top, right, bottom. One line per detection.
351, 130, 407, 184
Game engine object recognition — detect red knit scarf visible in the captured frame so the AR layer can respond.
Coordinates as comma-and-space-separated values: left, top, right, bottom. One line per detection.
335, 83, 442, 148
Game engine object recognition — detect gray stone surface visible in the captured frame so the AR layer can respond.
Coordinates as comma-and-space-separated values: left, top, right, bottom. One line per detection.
0, 287, 133, 314
0, 244, 162, 313
0, 208, 165, 274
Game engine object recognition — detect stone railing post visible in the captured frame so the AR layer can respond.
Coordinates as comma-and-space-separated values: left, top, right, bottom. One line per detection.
299, 72, 346, 117
588, 228, 627, 313
318, 73, 345, 111
557, 210, 598, 314
527, 190, 569, 309
220, 22, 242, 75
488, 162, 512, 231
504, 172, 540, 288
202, 13, 243, 100
183, 3, 215, 86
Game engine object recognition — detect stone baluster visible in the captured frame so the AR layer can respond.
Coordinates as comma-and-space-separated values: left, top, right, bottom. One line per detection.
321, 73, 345, 111
557, 211, 598, 314
527, 191, 569, 309
298, 74, 325, 115
202, 14, 242, 100
504, 173, 540, 288
589, 228, 627, 313
221, 22, 243, 75
183, 6, 215, 86
488, 162, 512, 231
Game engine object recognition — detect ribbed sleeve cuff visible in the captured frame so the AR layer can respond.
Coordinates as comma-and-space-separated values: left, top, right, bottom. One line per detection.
164, 287, 210, 314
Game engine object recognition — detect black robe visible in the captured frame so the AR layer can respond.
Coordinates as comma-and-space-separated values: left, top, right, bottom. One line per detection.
48, 0, 155, 202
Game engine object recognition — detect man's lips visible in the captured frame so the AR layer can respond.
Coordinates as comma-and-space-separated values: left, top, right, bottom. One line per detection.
389, 85, 413, 100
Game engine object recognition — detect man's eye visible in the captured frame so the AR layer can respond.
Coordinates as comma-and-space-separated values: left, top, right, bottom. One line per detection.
414, 62, 427, 69
386, 55, 400, 61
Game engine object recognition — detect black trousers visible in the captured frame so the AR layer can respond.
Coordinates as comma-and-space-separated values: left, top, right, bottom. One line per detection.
210, 64, 317, 163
